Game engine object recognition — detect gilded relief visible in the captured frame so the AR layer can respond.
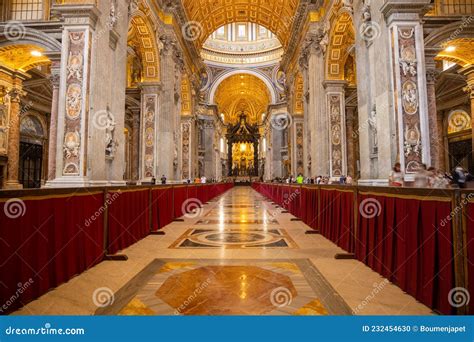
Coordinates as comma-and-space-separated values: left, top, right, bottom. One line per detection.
329, 94, 343, 176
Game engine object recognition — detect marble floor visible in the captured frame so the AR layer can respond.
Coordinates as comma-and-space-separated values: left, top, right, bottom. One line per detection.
14, 187, 433, 316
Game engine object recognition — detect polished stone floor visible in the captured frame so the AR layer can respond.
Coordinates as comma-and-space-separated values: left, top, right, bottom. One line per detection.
14, 187, 433, 316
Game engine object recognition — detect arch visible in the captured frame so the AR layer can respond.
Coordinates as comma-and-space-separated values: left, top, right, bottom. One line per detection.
0, 44, 50, 72
128, 12, 160, 82
181, 0, 299, 47
424, 20, 474, 48
209, 69, 277, 105
325, 11, 355, 81
447, 109, 472, 135
0, 27, 61, 52
214, 73, 270, 124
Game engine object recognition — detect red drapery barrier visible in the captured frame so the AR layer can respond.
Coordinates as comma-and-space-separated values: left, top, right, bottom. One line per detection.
319, 188, 354, 252
465, 201, 474, 315
151, 187, 174, 230
173, 186, 188, 218
356, 193, 455, 314
107, 189, 150, 255
0, 192, 104, 314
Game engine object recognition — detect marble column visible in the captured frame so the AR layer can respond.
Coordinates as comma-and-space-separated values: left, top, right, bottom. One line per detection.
425, 48, 443, 170
5, 86, 24, 189
299, 25, 329, 177
460, 65, 474, 162
139, 83, 160, 183
381, 0, 432, 179
131, 114, 140, 180
181, 117, 193, 180
345, 105, 357, 178
324, 80, 347, 178
202, 116, 216, 179
157, 35, 182, 181
47, 63, 60, 181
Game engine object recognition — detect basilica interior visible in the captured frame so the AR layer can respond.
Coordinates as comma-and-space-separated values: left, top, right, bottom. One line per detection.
0, 0, 474, 318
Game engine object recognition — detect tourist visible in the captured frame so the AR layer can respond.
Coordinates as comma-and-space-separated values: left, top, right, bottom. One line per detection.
160, 175, 166, 185
296, 174, 304, 184
449, 166, 473, 188
346, 175, 353, 185
414, 164, 429, 187
388, 162, 404, 186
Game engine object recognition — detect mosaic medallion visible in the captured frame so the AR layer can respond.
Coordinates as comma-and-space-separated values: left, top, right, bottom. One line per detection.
95, 259, 352, 316
196, 219, 278, 225
169, 228, 296, 249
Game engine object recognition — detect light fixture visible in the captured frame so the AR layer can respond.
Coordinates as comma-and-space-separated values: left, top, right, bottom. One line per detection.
30, 50, 42, 57
445, 46, 456, 52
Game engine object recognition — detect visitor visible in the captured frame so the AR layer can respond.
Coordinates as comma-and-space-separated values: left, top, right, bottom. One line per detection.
201, 176, 207, 183
414, 164, 429, 188
388, 162, 404, 186
316, 175, 322, 184
346, 175, 353, 185
160, 175, 166, 185
296, 174, 304, 184
339, 175, 346, 184
449, 166, 473, 189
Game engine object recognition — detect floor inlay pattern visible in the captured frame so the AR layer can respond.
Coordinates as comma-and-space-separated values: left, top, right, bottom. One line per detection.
169, 228, 297, 249
96, 259, 353, 316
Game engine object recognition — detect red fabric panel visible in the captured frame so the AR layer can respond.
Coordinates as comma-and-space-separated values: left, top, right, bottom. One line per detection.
318, 189, 354, 252
189, 185, 198, 203
107, 189, 150, 254
466, 202, 474, 315
356, 193, 455, 314
173, 186, 188, 218
151, 187, 174, 230
0, 192, 104, 314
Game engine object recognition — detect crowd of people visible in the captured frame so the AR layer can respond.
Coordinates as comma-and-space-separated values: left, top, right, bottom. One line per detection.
269, 164, 473, 189
389, 163, 473, 189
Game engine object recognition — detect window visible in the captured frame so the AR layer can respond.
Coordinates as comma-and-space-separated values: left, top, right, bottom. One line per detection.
11, 0, 44, 21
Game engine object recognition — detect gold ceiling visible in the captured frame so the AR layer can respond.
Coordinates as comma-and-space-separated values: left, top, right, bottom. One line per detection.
436, 38, 474, 67
0, 45, 50, 72
182, 0, 300, 48
215, 74, 270, 124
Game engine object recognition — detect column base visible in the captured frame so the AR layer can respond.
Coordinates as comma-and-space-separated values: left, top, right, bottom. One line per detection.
4, 181, 23, 189
44, 177, 91, 188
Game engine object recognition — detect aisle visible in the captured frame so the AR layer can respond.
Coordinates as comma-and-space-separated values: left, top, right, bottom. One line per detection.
15, 187, 432, 316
